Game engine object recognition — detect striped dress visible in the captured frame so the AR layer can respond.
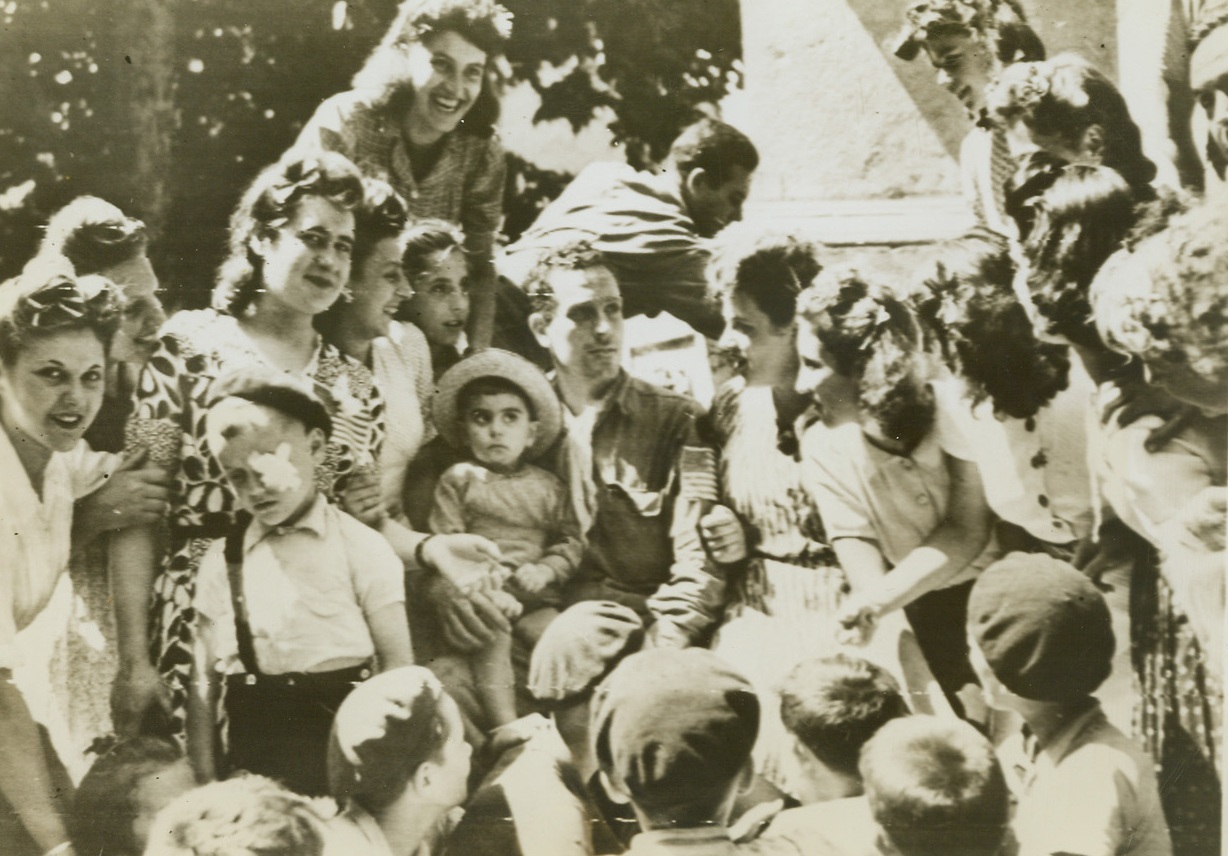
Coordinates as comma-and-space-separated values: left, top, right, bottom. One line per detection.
707, 378, 846, 792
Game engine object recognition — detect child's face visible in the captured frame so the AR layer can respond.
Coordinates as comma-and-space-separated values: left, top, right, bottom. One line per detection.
406, 249, 469, 349
211, 406, 324, 527
461, 391, 538, 473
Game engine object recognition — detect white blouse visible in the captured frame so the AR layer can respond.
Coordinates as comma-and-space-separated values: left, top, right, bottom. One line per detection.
0, 429, 115, 671
951, 362, 1097, 545
370, 321, 434, 521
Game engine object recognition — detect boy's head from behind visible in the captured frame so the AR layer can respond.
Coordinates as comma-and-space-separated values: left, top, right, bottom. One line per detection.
205, 379, 332, 527
143, 774, 327, 856
779, 654, 910, 802
967, 552, 1114, 709
71, 736, 196, 856
458, 375, 539, 472
328, 666, 472, 815
861, 716, 1010, 856
592, 648, 760, 830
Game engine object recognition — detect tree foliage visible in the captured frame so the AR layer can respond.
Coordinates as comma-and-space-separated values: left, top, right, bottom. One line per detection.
0, 0, 741, 306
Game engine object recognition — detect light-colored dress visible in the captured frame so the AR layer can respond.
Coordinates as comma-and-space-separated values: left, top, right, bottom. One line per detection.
707, 380, 846, 792
125, 309, 384, 729
800, 380, 990, 717
371, 321, 434, 521
1093, 389, 1225, 855
0, 428, 116, 780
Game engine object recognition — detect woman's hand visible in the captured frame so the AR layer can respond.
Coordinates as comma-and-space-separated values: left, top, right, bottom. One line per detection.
76, 450, 171, 542
339, 470, 386, 528
111, 660, 172, 739
422, 533, 503, 586
1105, 376, 1197, 453
699, 505, 749, 565
423, 574, 512, 653
836, 593, 880, 646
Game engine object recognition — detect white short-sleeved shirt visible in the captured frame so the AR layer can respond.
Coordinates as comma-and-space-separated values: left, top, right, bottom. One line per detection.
0, 430, 115, 671
194, 493, 404, 675
1005, 703, 1172, 856
801, 381, 984, 580
952, 362, 1097, 545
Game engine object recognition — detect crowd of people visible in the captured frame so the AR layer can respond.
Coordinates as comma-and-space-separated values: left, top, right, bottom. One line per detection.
1, 0, 1225, 854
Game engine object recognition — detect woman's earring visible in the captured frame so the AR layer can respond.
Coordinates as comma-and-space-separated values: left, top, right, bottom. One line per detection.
339, 284, 354, 302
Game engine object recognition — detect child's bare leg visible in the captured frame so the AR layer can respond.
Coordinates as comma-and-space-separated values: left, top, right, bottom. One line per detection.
471, 628, 518, 729
514, 607, 559, 649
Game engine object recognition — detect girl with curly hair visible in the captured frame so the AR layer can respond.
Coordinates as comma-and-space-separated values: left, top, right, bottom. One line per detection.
29, 197, 167, 452
795, 269, 995, 717
1091, 188, 1228, 417
0, 270, 122, 855
1022, 165, 1223, 856
987, 53, 1158, 192
316, 179, 434, 526
697, 227, 856, 791
913, 229, 1098, 558
106, 151, 377, 742
296, 0, 512, 351
24, 199, 175, 770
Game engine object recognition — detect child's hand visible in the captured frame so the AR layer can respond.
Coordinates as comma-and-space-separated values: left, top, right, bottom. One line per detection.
487, 588, 524, 622
340, 470, 386, 528
513, 562, 555, 594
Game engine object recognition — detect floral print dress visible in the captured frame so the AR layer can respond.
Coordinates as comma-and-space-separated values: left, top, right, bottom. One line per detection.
125, 309, 384, 729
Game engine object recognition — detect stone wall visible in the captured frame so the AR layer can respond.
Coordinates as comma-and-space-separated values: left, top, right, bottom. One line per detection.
735, 0, 1120, 244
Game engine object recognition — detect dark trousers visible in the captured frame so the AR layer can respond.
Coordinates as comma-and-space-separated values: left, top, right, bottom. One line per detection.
903, 581, 979, 717
224, 665, 368, 796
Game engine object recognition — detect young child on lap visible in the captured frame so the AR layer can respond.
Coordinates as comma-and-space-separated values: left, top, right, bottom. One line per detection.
428, 349, 582, 719
187, 378, 412, 795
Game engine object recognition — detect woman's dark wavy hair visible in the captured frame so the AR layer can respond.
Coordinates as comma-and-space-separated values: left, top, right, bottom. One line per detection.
707, 225, 823, 327
315, 178, 410, 340
213, 151, 364, 318
798, 269, 935, 453
37, 196, 149, 276
914, 229, 1071, 420
989, 54, 1156, 190
0, 268, 121, 366
352, 0, 510, 136
1023, 164, 1143, 348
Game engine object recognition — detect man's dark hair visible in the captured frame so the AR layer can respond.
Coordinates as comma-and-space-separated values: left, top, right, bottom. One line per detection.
779, 655, 909, 779
523, 239, 610, 317
668, 118, 759, 187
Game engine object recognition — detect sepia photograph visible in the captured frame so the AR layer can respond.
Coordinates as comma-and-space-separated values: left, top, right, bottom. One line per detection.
0, 0, 1224, 853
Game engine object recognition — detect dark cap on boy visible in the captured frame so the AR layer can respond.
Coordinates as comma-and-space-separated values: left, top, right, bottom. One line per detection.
592, 648, 759, 814
967, 552, 1114, 703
